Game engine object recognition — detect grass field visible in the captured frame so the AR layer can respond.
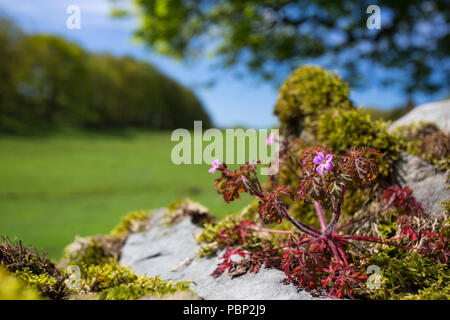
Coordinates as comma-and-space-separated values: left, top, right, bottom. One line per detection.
0, 130, 255, 259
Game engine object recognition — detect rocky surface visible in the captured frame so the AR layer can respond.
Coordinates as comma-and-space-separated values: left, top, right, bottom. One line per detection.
120, 209, 330, 300
390, 99, 450, 132
394, 152, 449, 215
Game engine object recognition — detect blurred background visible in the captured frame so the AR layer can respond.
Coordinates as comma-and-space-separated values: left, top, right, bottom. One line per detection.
0, 0, 448, 259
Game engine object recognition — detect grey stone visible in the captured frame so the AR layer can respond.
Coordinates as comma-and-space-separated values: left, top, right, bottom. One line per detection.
394, 152, 449, 214
120, 209, 329, 300
390, 99, 450, 132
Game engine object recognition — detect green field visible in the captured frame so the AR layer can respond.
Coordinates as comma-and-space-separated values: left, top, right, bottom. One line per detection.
0, 130, 254, 259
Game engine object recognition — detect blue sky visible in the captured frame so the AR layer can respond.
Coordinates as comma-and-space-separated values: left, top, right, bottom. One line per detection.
0, 0, 446, 128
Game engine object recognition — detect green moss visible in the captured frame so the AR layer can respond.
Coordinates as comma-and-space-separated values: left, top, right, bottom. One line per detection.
196, 200, 294, 257
274, 65, 353, 136
402, 282, 450, 300
364, 249, 449, 300
0, 266, 43, 300
341, 187, 372, 217
98, 277, 192, 300
164, 198, 214, 227
76, 260, 192, 300
110, 210, 151, 236
376, 212, 398, 240
239, 200, 260, 221
440, 189, 450, 238
79, 262, 139, 292
196, 214, 245, 257
196, 203, 265, 257
0, 238, 67, 299
61, 238, 114, 267
14, 268, 62, 299
317, 108, 402, 176
62, 210, 152, 269
393, 122, 450, 171
288, 201, 321, 230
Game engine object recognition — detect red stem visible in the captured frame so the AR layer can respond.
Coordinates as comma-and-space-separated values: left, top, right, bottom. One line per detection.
327, 239, 343, 264
282, 208, 322, 238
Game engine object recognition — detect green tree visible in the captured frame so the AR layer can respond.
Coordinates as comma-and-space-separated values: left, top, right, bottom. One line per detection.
0, 17, 211, 133
0, 18, 29, 133
114, 0, 449, 94
20, 34, 91, 125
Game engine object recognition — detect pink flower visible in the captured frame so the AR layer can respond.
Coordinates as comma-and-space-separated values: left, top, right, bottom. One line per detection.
313, 152, 333, 175
266, 131, 275, 146
208, 159, 220, 174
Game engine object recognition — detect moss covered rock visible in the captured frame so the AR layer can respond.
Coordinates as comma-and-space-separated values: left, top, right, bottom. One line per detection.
110, 210, 151, 237
317, 108, 402, 176
274, 65, 353, 136
0, 266, 42, 300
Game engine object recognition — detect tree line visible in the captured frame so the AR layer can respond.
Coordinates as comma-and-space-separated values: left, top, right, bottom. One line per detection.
0, 17, 212, 134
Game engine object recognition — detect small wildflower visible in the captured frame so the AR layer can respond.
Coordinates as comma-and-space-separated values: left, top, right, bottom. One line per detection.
266, 131, 275, 146
208, 159, 220, 174
313, 152, 333, 175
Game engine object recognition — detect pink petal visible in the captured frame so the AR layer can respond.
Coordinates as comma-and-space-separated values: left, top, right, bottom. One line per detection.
212, 159, 220, 167
314, 152, 324, 165
316, 164, 324, 175
324, 161, 333, 171
266, 132, 274, 146
317, 152, 325, 161
208, 167, 216, 174
325, 154, 333, 162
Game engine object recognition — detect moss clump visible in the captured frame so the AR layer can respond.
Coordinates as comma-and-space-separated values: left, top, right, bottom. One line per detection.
317, 108, 402, 176
79, 262, 138, 292
1, 237, 59, 276
60, 237, 117, 268
196, 200, 292, 257
165, 199, 215, 227
394, 122, 450, 171
59, 207, 196, 300
76, 261, 192, 300
98, 277, 192, 300
341, 187, 373, 217
62, 210, 152, 268
274, 65, 353, 136
0, 266, 43, 300
0, 237, 67, 299
364, 249, 449, 300
196, 214, 247, 257
110, 210, 151, 237
14, 267, 65, 299
288, 201, 321, 230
